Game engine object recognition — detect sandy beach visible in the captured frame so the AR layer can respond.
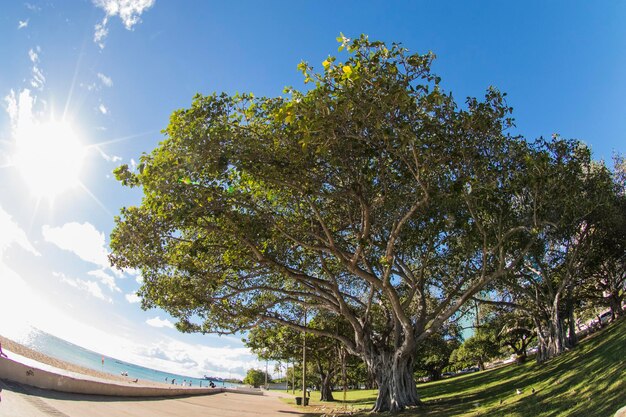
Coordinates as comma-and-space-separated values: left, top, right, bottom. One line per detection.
0, 335, 136, 385
0, 335, 302, 417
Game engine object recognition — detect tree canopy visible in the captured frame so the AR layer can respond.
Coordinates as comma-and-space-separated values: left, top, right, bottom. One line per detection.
109, 35, 623, 412
243, 368, 272, 388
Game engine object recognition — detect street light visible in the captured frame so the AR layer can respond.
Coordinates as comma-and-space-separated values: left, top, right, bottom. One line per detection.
302, 307, 307, 406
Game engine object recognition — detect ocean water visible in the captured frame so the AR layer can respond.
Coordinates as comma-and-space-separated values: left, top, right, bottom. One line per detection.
15, 328, 239, 388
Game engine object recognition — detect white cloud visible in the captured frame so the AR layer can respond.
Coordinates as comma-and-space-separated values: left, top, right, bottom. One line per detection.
88, 269, 121, 292
0, 205, 40, 256
98, 103, 108, 114
94, 145, 122, 163
94, 18, 109, 49
143, 346, 198, 368
138, 338, 259, 380
4, 90, 19, 126
30, 67, 45, 90
28, 48, 38, 63
42, 222, 109, 269
56, 272, 112, 303
125, 292, 141, 303
4, 88, 37, 134
80, 73, 113, 92
18, 19, 29, 29
2, 88, 50, 172
25, 3, 41, 12
97, 72, 113, 87
28, 47, 45, 90
81, 82, 97, 91
92, 0, 156, 49
146, 316, 175, 329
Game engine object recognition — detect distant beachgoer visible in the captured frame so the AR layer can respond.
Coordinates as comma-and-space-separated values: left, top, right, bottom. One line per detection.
165, 377, 168, 382
0, 342, 8, 358
172, 379, 175, 385
209, 381, 216, 388
132, 378, 138, 383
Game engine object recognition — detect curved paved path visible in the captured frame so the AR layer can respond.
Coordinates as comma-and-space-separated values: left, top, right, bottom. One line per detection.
0, 380, 303, 417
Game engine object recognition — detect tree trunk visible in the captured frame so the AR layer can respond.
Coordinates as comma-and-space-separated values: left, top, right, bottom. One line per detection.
535, 310, 567, 363
366, 351, 421, 413
319, 370, 335, 402
609, 292, 624, 319
320, 379, 334, 401
429, 369, 442, 381
519, 334, 530, 362
566, 305, 577, 348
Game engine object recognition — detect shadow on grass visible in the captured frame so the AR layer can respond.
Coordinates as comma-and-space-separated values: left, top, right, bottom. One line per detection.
344, 318, 626, 417
420, 319, 626, 417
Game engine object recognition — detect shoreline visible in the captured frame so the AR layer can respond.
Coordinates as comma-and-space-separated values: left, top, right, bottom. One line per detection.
0, 334, 166, 388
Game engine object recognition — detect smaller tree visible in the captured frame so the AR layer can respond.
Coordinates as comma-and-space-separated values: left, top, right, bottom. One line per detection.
245, 315, 351, 401
480, 306, 535, 363
413, 326, 461, 381
578, 184, 626, 321
243, 368, 272, 388
451, 330, 501, 371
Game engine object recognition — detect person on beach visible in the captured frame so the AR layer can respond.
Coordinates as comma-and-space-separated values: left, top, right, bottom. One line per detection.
0, 342, 8, 358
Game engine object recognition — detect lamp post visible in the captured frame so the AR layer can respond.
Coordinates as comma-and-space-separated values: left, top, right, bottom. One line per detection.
292, 361, 295, 394
302, 307, 307, 406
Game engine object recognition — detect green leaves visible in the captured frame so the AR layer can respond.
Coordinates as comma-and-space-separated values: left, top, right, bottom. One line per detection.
336, 32, 350, 51
108, 35, 623, 411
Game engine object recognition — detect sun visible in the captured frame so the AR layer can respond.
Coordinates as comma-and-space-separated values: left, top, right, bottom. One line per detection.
14, 119, 86, 199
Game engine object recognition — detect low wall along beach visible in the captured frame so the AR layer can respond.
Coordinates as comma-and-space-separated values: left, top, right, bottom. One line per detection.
0, 349, 261, 397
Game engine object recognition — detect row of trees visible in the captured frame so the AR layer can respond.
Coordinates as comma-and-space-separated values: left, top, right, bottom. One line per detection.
109, 35, 625, 412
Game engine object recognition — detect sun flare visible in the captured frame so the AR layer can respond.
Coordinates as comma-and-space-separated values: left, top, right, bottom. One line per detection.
14, 120, 86, 199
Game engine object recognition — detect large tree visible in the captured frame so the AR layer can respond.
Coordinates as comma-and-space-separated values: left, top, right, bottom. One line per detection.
110, 36, 537, 412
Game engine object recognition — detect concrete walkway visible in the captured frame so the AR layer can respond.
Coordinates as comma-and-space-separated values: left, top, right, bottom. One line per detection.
0, 348, 302, 416
0, 380, 303, 417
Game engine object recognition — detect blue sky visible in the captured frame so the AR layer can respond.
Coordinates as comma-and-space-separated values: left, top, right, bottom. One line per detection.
0, 1, 624, 379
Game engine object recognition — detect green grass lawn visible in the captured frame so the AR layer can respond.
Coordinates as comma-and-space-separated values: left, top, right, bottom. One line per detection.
283, 317, 625, 416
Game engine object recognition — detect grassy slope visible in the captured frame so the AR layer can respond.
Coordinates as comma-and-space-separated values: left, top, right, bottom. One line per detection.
292, 317, 625, 416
